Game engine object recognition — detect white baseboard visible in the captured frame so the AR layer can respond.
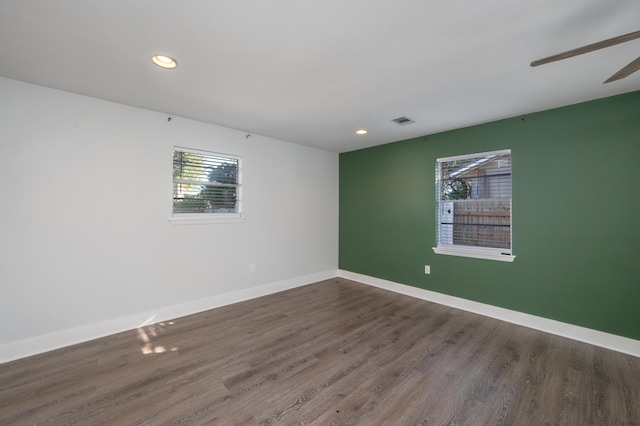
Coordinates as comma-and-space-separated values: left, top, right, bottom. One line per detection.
4, 269, 636, 364
0, 270, 337, 364
338, 270, 640, 358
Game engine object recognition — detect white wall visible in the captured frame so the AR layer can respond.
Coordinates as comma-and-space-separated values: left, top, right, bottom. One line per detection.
0, 77, 338, 361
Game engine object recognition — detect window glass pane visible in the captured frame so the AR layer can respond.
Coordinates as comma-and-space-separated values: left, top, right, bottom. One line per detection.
440, 153, 511, 201
449, 200, 511, 249
173, 149, 240, 215
437, 150, 512, 253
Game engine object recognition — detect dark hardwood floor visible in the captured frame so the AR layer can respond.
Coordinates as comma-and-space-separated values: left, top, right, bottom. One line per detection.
1, 278, 638, 425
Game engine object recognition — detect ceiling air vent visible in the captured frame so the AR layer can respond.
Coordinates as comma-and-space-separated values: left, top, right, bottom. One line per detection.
391, 116, 415, 125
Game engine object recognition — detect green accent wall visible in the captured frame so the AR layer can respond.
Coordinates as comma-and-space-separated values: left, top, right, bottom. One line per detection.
339, 91, 640, 340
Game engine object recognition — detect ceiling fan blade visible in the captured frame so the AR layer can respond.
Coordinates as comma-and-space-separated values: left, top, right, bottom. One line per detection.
531, 30, 640, 67
603, 56, 640, 83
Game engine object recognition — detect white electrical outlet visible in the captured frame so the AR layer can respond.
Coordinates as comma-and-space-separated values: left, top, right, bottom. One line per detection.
424, 265, 431, 274
250, 264, 256, 273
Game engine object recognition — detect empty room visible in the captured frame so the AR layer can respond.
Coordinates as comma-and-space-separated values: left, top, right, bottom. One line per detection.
1, 1, 639, 424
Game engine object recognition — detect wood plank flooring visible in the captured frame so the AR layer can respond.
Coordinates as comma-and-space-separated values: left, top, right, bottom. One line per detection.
1, 278, 638, 425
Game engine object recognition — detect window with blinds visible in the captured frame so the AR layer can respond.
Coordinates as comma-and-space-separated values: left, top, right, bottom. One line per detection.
433, 149, 515, 262
172, 147, 241, 220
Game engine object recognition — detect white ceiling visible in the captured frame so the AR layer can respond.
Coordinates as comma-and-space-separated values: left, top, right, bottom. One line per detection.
1, 1, 639, 153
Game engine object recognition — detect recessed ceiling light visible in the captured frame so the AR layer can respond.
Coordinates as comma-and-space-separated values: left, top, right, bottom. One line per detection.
152, 55, 177, 69
355, 129, 368, 135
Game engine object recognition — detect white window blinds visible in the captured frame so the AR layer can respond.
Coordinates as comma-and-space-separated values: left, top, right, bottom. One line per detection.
435, 149, 514, 261
172, 148, 241, 216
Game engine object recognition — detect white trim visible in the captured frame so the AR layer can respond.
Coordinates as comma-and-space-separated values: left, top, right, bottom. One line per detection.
437, 148, 511, 163
338, 270, 640, 358
169, 214, 245, 224
173, 146, 241, 161
5, 269, 636, 363
0, 270, 338, 363
433, 245, 515, 262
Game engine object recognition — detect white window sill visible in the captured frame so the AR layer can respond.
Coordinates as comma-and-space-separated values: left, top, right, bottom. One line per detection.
169, 214, 245, 225
432, 245, 515, 262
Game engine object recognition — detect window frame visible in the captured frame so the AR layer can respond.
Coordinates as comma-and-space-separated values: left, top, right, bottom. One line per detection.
169, 146, 244, 225
432, 149, 515, 262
